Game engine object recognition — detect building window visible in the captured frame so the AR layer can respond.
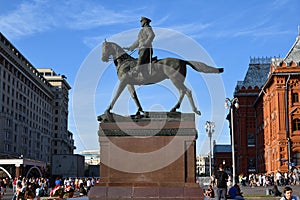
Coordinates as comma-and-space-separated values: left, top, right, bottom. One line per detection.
292, 118, 300, 131
292, 93, 299, 103
5, 144, 10, 152
248, 158, 256, 172
247, 133, 255, 147
293, 152, 300, 166
5, 131, 10, 139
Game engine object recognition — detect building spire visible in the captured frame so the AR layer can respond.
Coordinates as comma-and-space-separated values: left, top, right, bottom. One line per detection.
283, 27, 300, 63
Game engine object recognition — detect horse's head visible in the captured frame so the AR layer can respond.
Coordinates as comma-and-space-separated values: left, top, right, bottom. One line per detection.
102, 40, 113, 62
102, 41, 129, 63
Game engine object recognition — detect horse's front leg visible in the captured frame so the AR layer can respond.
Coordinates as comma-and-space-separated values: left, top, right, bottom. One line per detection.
106, 81, 127, 113
127, 84, 144, 115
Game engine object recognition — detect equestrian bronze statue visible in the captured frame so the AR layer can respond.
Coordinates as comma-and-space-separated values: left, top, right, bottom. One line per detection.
101, 41, 223, 115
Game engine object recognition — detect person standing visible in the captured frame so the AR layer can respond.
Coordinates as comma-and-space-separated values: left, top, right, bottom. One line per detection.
216, 164, 228, 200
276, 170, 282, 186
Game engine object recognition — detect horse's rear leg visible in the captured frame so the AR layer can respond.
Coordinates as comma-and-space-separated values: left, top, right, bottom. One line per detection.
170, 89, 185, 112
170, 78, 201, 115
185, 88, 201, 115
127, 84, 143, 115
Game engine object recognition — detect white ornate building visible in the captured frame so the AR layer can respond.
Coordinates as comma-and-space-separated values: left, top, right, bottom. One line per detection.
196, 155, 209, 176
0, 32, 75, 169
79, 150, 100, 166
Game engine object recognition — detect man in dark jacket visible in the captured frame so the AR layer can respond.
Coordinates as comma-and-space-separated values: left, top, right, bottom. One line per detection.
216, 164, 228, 200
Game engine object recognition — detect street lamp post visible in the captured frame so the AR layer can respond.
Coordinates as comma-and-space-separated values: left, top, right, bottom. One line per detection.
205, 121, 215, 178
225, 97, 239, 185
90, 157, 94, 165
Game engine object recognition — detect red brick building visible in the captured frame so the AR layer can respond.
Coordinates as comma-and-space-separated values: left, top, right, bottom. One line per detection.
233, 32, 300, 174
232, 57, 270, 175
213, 144, 233, 175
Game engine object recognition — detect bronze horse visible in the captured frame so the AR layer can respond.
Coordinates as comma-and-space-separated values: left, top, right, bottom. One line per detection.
101, 41, 223, 115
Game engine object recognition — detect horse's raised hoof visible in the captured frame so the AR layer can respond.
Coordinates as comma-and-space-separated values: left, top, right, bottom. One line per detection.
218, 68, 224, 73
194, 110, 201, 115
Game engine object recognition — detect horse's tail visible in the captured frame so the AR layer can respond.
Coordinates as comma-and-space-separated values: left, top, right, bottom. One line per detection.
186, 60, 223, 73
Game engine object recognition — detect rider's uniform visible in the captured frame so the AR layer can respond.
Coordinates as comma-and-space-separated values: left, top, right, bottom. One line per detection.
128, 23, 155, 66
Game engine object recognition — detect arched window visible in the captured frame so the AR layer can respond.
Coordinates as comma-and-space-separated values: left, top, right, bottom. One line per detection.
292, 93, 299, 103
292, 118, 300, 131
293, 152, 300, 166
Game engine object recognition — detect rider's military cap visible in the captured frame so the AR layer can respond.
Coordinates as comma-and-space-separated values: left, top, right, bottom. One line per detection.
140, 16, 151, 23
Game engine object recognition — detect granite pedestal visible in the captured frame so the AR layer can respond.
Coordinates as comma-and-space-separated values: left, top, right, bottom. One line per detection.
89, 112, 204, 199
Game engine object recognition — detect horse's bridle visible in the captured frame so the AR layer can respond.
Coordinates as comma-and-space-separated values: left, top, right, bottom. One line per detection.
103, 42, 134, 66
102, 42, 113, 62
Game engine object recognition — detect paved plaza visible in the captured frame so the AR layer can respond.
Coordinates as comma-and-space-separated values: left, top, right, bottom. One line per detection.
241, 185, 300, 198
1, 184, 299, 199
0, 188, 88, 200
208, 184, 300, 200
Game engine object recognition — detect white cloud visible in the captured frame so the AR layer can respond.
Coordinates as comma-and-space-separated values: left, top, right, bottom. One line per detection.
166, 23, 212, 37
0, 0, 56, 38
65, 4, 139, 30
0, 0, 143, 39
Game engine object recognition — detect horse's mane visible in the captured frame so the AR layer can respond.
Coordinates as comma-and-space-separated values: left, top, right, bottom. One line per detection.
108, 41, 135, 61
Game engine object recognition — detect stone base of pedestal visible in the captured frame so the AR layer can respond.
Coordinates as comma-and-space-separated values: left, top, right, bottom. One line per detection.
88, 184, 204, 200
91, 112, 204, 199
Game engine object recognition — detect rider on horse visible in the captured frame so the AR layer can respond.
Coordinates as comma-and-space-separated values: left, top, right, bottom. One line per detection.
124, 16, 155, 75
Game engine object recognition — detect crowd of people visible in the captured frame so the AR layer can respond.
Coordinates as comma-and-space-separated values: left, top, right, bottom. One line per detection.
1, 167, 300, 199
204, 165, 300, 200
238, 169, 300, 187
208, 167, 300, 189
0, 176, 98, 200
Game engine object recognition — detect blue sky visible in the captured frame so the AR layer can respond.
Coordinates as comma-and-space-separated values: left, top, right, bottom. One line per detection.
1, 0, 299, 155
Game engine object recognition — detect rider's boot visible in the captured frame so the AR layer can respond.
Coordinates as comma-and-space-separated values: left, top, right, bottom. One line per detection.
132, 65, 141, 77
